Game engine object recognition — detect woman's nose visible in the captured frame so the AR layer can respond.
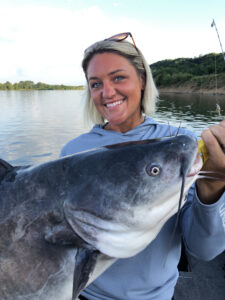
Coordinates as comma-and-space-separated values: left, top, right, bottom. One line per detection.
102, 82, 116, 99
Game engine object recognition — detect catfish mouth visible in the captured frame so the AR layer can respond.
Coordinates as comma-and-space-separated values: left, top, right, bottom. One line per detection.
187, 153, 203, 177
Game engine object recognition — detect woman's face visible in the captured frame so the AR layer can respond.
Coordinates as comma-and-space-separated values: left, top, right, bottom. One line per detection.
87, 52, 144, 132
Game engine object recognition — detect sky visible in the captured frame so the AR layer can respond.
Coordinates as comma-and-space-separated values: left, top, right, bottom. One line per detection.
0, 0, 225, 85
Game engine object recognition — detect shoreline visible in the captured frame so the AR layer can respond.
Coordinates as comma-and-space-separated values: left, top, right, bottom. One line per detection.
158, 87, 225, 95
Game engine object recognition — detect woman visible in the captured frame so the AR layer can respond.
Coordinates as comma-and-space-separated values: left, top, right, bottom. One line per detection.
61, 33, 225, 300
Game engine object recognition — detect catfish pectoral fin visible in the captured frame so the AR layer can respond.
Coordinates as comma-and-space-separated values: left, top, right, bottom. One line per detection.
72, 248, 99, 300
0, 158, 14, 181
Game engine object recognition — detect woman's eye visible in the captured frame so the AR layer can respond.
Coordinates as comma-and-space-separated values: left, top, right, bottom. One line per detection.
146, 163, 161, 176
114, 75, 125, 82
90, 82, 101, 89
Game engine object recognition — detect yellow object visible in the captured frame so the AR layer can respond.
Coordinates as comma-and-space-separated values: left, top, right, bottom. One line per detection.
198, 139, 209, 165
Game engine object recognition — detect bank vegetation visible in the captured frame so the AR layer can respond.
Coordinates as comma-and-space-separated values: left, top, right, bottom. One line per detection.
150, 53, 225, 94
0, 81, 84, 90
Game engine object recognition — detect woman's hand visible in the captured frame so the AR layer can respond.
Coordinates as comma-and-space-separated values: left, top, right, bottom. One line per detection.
196, 120, 225, 204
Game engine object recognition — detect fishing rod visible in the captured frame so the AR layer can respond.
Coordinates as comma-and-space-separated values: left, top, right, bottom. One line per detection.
211, 19, 225, 61
211, 19, 225, 102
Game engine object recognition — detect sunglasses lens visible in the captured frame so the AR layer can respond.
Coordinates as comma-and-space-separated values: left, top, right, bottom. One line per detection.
106, 33, 128, 42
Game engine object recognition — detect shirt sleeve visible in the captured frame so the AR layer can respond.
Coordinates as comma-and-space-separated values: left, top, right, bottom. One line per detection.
180, 183, 225, 261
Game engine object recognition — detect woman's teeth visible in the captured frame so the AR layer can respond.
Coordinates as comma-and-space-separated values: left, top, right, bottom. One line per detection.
105, 100, 123, 108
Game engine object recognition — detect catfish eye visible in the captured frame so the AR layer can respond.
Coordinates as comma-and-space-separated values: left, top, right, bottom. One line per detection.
146, 163, 161, 176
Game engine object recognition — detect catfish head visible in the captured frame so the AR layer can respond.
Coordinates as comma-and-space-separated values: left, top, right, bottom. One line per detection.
62, 134, 202, 298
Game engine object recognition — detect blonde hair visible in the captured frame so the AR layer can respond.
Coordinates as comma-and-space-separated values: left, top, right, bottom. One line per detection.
82, 40, 158, 125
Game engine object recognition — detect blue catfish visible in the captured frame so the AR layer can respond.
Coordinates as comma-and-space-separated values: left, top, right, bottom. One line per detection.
0, 135, 202, 300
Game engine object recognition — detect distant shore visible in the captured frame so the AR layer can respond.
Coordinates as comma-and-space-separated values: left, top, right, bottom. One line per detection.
0, 81, 84, 91
1, 81, 225, 95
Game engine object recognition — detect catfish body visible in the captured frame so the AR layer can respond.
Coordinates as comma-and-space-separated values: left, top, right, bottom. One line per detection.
0, 135, 202, 299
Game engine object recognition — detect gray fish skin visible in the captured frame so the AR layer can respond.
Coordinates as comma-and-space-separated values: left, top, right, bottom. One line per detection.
0, 135, 200, 300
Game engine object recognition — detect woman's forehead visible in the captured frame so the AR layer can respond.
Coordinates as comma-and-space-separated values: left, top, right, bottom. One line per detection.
87, 52, 136, 78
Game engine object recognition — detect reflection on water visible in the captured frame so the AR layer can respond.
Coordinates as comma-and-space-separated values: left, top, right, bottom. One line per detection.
0, 90, 90, 165
153, 93, 225, 136
0, 90, 225, 165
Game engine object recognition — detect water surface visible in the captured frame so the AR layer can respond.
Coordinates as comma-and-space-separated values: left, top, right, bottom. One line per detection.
0, 90, 224, 165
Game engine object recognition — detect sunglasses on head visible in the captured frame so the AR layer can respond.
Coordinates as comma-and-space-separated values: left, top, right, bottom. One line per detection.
104, 32, 137, 49
85, 32, 137, 53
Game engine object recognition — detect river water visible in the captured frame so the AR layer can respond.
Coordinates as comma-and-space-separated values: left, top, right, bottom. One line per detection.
1, 90, 225, 165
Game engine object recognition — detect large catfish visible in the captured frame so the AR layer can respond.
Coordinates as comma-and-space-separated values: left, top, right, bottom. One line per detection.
0, 135, 202, 300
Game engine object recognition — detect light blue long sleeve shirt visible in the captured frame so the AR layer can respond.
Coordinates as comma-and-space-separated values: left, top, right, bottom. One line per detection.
60, 116, 225, 300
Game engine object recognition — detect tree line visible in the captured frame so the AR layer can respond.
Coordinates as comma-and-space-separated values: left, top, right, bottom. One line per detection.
1, 53, 225, 90
150, 53, 225, 88
0, 81, 84, 90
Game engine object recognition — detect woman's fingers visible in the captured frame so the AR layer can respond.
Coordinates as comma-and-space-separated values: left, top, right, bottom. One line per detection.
201, 121, 225, 170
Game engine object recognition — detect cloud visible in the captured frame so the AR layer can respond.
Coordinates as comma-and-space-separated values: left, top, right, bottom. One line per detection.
0, 4, 148, 85
0, 5, 108, 84
0, 3, 224, 85
113, 2, 120, 7
0, 37, 14, 43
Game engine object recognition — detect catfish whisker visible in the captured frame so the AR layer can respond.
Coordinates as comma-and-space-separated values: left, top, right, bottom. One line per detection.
197, 175, 225, 181
164, 171, 186, 267
199, 170, 225, 177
